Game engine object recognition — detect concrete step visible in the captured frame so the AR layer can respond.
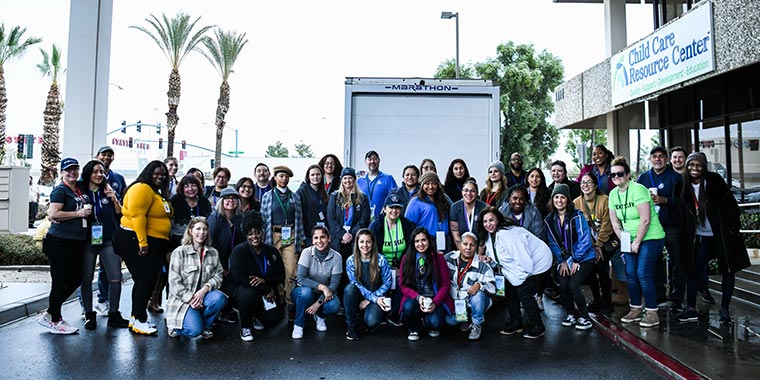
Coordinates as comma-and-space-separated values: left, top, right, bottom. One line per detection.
735, 265, 760, 283
709, 276, 760, 306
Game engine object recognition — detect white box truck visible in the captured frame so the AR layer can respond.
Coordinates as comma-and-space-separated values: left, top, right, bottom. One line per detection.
343, 77, 501, 182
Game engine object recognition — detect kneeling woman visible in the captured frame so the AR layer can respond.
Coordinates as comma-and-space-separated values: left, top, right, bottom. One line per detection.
166, 217, 226, 338
399, 228, 453, 341
344, 229, 393, 340
292, 226, 343, 339
229, 213, 286, 341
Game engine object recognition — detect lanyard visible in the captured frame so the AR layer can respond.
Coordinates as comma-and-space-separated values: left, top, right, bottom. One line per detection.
190, 202, 200, 217
386, 218, 401, 261
557, 215, 571, 252
463, 203, 474, 232
169, 180, 175, 194
199, 247, 206, 266
366, 175, 380, 201
274, 190, 290, 224
648, 170, 663, 191
485, 191, 498, 206
616, 188, 630, 224
507, 172, 522, 186
490, 234, 501, 265
64, 181, 83, 198
344, 204, 354, 226
250, 246, 268, 277
230, 224, 237, 249
457, 255, 475, 287
89, 190, 101, 223
256, 184, 271, 202
582, 194, 598, 223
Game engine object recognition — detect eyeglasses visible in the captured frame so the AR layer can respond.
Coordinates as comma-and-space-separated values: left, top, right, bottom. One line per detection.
580, 181, 594, 186
462, 188, 477, 194
610, 171, 627, 179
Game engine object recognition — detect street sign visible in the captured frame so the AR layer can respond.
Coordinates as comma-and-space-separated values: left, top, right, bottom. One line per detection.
228, 151, 244, 155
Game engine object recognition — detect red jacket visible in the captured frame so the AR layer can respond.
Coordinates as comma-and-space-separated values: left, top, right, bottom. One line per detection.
398, 252, 454, 315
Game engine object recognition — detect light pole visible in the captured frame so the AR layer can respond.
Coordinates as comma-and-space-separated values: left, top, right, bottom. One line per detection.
441, 11, 460, 78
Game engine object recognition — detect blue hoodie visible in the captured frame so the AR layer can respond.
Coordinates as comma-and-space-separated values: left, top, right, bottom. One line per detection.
544, 209, 596, 266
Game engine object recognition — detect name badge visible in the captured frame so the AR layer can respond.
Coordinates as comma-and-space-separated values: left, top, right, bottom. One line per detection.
455, 299, 468, 322
318, 211, 325, 221
494, 275, 506, 297
436, 231, 446, 251
163, 200, 172, 214
620, 231, 632, 253
91, 223, 104, 246
391, 268, 398, 290
281, 225, 293, 246
370, 205, 376, 220
262, 296, 277, 311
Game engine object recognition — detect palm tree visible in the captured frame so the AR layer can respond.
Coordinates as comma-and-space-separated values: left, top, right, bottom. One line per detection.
36, 44, 64, 186
200, 29, 248, 167
130, 12, 213, 157
0, 24, 42, 157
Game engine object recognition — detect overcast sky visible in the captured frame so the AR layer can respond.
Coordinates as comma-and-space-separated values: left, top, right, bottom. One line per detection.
2, 0, 652, 166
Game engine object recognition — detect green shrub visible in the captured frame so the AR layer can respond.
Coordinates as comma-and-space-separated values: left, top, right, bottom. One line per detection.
741, 212, 760, 249
0, 233, 47, 266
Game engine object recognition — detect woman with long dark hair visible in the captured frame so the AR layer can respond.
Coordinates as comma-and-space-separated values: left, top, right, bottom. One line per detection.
449, 178, 487, 249
236, 176, 261, 213
577, 144, 615, 195
526, 168, 551, 218
405, 171, 452, 251
114, 160, 173, 335
444, 158, 470, 203
164, 157, 179, 197
398, 228, 453, 341
318, 154, 343, 195
298, 164, 329, 246
79, 160, 130, 330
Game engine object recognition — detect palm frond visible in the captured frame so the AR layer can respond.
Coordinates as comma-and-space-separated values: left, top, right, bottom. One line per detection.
200, 29, 248, 80
0, 24, 42, 64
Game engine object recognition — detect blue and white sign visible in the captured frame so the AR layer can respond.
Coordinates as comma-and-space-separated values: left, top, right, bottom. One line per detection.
611, 1, 714, 105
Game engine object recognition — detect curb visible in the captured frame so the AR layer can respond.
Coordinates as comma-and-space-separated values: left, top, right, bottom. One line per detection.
592, 313, 706, 380
0, 268, 132, 326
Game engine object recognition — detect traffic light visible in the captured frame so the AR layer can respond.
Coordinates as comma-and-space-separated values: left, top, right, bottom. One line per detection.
128, 137, 133, 148
181, 140, 187, 150
16, 134, 24, 158
156, 123, 161, 134
121, 120, 127, 134
210, 159, 215, 169
158, 138, 163, 149
136, 120, 142, 132
25, 134, 34, 159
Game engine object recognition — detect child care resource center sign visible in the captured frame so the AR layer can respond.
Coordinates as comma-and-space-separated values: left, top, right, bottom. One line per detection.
611, 1, 715, 105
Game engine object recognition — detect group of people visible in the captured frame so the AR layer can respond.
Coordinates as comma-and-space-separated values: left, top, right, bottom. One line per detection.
37, 144, 750, 343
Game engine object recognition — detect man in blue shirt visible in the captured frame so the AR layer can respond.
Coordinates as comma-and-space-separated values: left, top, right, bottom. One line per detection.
637, 146, 685, 311
357, 150, 397, 221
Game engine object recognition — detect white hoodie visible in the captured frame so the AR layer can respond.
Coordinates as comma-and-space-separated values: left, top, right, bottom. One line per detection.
484, 227, 552, 286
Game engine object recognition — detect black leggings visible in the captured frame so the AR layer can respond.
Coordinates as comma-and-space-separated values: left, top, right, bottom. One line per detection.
232, 285, 284, 329
44, 236, 86, 321
558, 261, 595, 319
114, 227, 169, 322
686, 235, 735, 310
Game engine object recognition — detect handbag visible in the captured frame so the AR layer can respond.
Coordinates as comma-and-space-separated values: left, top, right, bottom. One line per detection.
602, 236, 620, 257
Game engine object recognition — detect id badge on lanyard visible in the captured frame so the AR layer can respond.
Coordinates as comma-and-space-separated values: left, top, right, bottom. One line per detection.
390, 268, 398, 290
454, 299, 468, 322
620, 231, 632, 253
494, 275, 506, 297
281, 225, 293, 246
91, 223, 104, 245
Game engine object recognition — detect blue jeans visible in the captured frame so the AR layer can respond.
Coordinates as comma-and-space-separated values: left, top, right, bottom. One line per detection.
291, 286, 340, 328
402, 298, 447, 332
343, 284, 385, 328
625, 238, 665, 309
445, 291, 492, 326
173, 290, 227, 338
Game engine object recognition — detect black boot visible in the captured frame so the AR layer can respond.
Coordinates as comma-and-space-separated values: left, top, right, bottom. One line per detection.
107, 311, 130, 328
84, 312, 97, 330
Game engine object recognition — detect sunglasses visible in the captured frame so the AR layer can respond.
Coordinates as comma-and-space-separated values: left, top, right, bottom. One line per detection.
610, 171, 627, 179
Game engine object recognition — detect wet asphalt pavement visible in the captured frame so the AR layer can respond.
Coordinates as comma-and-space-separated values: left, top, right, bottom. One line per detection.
0, 281, 665, 380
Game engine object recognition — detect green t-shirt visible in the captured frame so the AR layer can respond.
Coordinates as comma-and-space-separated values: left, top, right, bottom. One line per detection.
382, 220, 406, 266
609, 182, 665, 242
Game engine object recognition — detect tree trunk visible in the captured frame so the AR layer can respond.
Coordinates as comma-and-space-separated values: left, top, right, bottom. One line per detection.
39, 83, 62, 186
0, 65, 7, 154
214, 81, 230, 168
165, 68, 181, 157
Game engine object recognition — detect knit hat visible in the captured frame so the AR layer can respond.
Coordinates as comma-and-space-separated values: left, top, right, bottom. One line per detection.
551, 183, 570, 199
685, 151, 707, 168
418, 171, 440, 186
488, 160, 505, 174
340, 167, 356, 179
272, 165, 293, 177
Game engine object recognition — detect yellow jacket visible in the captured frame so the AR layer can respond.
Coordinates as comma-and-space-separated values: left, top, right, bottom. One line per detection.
121, 183, 173, 247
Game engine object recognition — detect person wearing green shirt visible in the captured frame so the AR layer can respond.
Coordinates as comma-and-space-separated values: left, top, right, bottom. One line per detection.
608, 157, 665, 328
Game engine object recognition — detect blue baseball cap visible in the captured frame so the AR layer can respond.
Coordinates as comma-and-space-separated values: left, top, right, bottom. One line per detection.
60, 157, 79, 170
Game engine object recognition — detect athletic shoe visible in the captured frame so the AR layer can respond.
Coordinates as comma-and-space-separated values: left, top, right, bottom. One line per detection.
719, 308, 732, 326
292, 325, 304, 339
677, 309, 698, 322
253, 318, 265, 331
49, 319, 79, 335
168, 329, 179, 338
639, 310, 660, 328
669, 302, 684, 313
428, 329, 440, 338
127, 316, 154, 328
523, 328, 545, 339
499, 323, 524, 335
84, 312, 97, 330
131, 319, 157, 335
561, 315, 577, 327
314, 315, 327, 332
201, 329, 214, 339
240, 328, 254, 342
386, 316, 404, 327
459, 322, 470, 332
621, 307, 643, 323
700, 289, 716, 304
575, 317, 593, 330
346, 325, 359, 341
468, 324, 482, 341
407, 331, 420, 341
38, 312, 53, 329
93, 301, 109, 317
218, 311, 239, 324
536, 295, 544, 311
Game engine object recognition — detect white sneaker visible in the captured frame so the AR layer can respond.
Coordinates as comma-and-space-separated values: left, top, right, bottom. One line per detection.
130, 319, 157, 335
253, 318, 265, 331
49, 319, 79, 335
128, 316, 155, 329
93, 301, 109, 317
38, 312, 53, 329
292, 325, 304, 339
428, 329, 441, 338
314, 315, 327, 332
240, 328, 254, 342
